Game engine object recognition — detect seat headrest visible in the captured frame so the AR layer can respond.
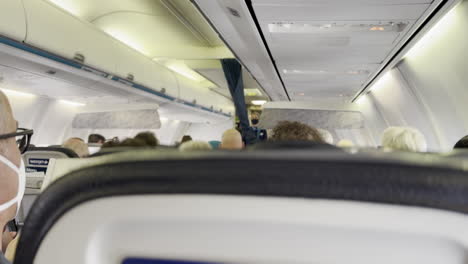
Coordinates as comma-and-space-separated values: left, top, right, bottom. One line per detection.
22, 147, 78, 173
15, 150, 468, 264
26, 146, 79, 158
250, 141, 340, 150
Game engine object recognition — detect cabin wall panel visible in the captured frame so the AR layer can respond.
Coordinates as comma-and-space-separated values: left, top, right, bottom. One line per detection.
366, 70, 439, 150
6, 93, 79, 146
393, 0, 468, 150
70, 120, 191, 146
185, 119, 235, 142
355, 94, 388, 147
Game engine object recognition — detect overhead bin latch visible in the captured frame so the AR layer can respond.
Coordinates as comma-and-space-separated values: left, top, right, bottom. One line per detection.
73, 53, 85, 64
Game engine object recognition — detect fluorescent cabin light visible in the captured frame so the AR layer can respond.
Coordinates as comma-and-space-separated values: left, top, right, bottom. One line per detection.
160, 117, 168, 122
283, 69, 370, 75
59, 99, 85, 106
404, 5, 458, 60
167, 64, 205, 82
104, 28, 147, 54
355, 95, 367, 105
269, 22, 408, 34
1, 88, 35, 97
244, 88, 263, 97
47, 0, 81, 16
252, 100, 267, 105
369, 71, 393, 93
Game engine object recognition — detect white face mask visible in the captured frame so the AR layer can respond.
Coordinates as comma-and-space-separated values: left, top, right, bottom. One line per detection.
0, 155, 26, 216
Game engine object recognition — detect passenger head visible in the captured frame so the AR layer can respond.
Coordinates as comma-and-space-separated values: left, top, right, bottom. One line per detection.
454, 135, 468, 149
62, 137, 89, 157
220, 129, 244, 150
181, 135, 192, 143
271, 121, 325, 143
134, 131, 158, 147
101, 138, 120, 148
0, 91, 22, 231
88, 134, 106, 144
119, 138, 148, 147
179, 141, 212, 152
381, 127, 427, 152
337, 139, 355, 148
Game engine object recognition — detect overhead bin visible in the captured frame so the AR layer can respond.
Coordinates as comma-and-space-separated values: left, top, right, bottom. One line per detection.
113, 39, 176, 98
22, 0, 121, 75
22, 0, 178, 98
14, 0, 233, 116
0, 0, 26, 41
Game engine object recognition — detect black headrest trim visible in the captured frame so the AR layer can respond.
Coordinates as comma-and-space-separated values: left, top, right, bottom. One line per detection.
15, 154, 468, 264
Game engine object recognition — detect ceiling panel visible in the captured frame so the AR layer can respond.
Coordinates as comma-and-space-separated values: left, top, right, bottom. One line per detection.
253, 3, 430, 21
252, 0, 432, 5
252, 0, 431, 101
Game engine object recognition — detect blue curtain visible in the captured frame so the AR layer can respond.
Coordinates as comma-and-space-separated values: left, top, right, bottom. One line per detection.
221, 59, 257, 144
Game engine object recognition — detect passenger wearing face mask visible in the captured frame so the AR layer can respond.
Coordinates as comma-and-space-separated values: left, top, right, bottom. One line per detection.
0, 91, 32, 263
251, 112, 260, 127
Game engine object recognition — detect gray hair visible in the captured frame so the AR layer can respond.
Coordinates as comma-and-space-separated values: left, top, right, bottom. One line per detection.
382, 127, 427, 152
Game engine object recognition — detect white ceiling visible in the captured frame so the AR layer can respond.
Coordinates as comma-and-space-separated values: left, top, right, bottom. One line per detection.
250, 0, 433, 102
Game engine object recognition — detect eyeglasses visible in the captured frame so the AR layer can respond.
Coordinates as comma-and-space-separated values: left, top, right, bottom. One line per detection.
0, 128, 34, 154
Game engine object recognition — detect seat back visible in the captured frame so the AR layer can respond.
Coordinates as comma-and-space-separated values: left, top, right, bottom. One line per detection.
15, 150, 468, 264
23, 146, 78, 173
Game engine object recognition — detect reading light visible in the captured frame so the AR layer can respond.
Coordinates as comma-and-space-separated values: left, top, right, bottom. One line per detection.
370, 26, 385, 31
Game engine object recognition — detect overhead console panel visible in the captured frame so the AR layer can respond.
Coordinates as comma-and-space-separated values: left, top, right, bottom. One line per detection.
251, 0, 434, 102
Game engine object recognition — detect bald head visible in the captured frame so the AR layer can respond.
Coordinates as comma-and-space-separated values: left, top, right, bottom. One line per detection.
0, 90, 21, 228
63, 138, 89, 158
0, 91, 15, 135
220, 129, 244, 150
